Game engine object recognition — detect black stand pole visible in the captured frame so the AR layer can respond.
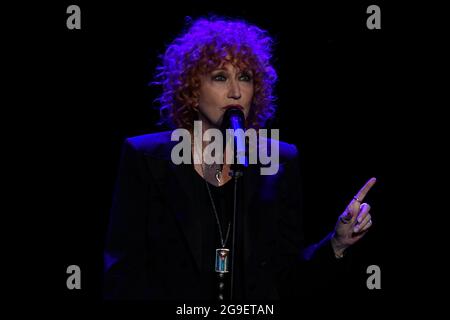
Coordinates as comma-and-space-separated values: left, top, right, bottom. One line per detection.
229, 161, 244, 301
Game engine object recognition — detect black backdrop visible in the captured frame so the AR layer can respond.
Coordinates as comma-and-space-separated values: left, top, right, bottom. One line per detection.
14, 0, 444, 316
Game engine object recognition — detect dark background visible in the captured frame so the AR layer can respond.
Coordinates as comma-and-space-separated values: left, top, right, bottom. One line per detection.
12, 0, 445, 315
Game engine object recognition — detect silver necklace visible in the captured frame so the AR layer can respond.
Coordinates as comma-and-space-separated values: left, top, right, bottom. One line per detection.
201, 164, 231, 273
202, 163, 223, 184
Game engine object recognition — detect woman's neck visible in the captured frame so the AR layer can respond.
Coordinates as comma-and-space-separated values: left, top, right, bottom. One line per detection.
190, 119, 232, 186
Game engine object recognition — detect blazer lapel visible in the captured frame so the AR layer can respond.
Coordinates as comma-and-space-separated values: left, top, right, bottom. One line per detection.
147, 139, 203, 272
168, 162, 203, 271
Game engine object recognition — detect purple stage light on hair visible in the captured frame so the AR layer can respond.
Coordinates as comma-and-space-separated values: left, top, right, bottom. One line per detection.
152, 17, 278, 130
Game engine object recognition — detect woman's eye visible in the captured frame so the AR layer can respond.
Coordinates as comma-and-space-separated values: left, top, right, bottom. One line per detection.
239, 74, 253, 82
213, 74, 227, 81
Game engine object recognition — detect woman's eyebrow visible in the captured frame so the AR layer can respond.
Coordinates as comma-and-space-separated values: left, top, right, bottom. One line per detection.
212, 68, 252, 73
211, 68, 228, 72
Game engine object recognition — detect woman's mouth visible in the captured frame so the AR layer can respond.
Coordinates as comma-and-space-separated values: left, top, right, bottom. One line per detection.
222, 104, 244, 111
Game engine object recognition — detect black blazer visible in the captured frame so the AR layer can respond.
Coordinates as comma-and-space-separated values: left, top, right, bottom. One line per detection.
103, 131, 343, 300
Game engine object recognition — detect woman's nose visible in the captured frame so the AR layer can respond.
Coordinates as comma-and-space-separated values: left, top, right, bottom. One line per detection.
227, 80, 241, 100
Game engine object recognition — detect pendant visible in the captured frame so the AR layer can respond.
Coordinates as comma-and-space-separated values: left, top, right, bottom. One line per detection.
215, 169, 222, 183
215, 248, 230, 273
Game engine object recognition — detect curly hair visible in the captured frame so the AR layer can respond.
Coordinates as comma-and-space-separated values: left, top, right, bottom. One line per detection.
153, 16, 278, 130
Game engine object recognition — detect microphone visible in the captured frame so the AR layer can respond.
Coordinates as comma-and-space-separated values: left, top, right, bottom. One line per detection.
221, 107, 247, 168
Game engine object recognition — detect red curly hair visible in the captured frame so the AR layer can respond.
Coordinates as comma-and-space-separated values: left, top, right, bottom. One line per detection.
153, 17, 278, 131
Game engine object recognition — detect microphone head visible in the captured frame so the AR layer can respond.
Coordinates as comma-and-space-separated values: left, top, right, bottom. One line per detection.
221, 107, 245, 131
221, 107, 247, 168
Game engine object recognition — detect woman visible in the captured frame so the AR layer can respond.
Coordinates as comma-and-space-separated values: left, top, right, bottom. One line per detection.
103, 17, 375, 301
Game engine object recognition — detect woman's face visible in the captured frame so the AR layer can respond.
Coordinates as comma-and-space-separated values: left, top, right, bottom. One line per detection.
196, 62, 254, 129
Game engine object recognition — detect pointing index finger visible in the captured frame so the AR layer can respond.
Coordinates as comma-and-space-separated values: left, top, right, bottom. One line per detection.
354, 177, 377, 202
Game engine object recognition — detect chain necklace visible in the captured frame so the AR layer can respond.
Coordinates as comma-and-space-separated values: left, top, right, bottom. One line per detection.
193, 140, 232, 274
200, 163, 232, 274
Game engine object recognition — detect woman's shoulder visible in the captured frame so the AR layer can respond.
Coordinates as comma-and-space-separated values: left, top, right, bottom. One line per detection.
278, 140, 299, 161
258, 135, 299, 163
124, 130, 175, 160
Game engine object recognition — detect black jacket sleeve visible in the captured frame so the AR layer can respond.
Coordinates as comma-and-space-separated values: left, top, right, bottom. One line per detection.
103, 139, 151, 299
276, 144, 351, 299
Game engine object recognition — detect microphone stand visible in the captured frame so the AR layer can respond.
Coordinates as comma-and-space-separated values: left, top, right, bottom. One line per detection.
229, 160, 244, 301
